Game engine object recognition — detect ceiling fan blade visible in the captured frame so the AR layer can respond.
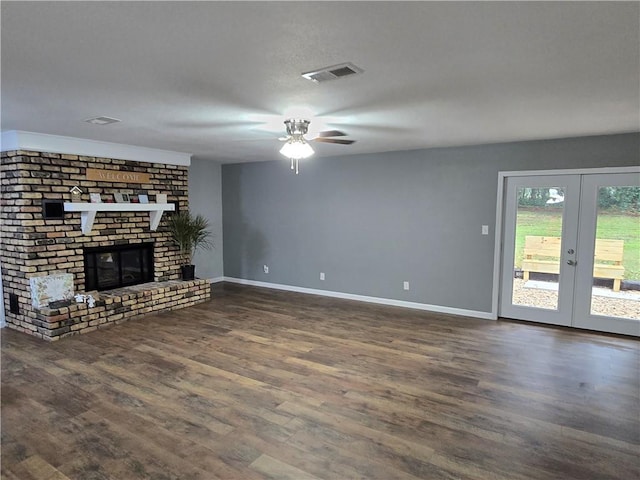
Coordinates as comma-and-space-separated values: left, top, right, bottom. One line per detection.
313, 138, 356, 145
317, 130, 347, 138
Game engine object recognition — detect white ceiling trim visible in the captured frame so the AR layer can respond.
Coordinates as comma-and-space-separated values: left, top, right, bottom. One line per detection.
0, 131, 191, 166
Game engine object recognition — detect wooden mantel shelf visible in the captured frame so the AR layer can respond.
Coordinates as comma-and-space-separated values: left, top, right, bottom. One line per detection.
64, 202, 175, 234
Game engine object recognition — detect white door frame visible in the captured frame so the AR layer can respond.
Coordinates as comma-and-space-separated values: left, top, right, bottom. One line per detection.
491, 166, 640, 322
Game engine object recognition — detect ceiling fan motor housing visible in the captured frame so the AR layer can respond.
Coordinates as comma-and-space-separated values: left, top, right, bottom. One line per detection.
284, 119, 310, 136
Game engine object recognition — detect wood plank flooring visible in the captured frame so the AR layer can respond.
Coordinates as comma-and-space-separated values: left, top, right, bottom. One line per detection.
2, 282, 639, 479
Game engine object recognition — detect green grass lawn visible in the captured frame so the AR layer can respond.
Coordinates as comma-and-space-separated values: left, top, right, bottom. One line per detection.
514, 209, 640, 280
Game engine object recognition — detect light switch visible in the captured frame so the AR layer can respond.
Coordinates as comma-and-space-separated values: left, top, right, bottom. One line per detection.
482, 225, 489, 235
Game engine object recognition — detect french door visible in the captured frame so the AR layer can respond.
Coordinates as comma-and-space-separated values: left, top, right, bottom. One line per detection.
500, 171, 639, 336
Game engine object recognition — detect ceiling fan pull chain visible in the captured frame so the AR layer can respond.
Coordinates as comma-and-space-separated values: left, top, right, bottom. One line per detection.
288, 154, 300, 174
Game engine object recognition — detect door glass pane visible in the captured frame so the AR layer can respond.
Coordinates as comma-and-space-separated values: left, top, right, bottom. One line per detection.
590, 186, 640, 320
512, 187, 564, 310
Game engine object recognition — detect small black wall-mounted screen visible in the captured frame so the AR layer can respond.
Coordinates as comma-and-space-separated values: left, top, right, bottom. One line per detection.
42, 200, 64, 219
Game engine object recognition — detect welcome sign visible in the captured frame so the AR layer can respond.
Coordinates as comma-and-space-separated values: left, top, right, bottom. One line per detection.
86, 168, 151, 184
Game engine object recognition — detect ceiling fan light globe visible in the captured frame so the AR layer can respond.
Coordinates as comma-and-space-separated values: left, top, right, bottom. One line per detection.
279, 141, 295, 158
280, 138, 314, 160
298, 142, 315, 159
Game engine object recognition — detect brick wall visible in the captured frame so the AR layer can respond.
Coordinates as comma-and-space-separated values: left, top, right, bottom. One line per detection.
0, 149, 209, 339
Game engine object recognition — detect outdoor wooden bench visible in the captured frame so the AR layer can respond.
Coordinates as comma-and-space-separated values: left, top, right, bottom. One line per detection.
521, 236, 625, 291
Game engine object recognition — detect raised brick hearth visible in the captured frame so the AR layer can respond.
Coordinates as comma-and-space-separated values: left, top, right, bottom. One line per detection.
1, 149, 211, 340
34, 280, 211, 339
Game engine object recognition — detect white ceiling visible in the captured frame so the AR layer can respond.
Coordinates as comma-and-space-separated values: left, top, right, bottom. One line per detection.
2, 1, 639, 163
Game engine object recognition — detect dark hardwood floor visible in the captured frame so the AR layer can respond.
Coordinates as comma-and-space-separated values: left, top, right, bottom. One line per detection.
2, 283, 639, 480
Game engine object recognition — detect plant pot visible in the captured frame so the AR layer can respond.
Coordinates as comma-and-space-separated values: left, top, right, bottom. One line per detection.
181, 264, 196, 280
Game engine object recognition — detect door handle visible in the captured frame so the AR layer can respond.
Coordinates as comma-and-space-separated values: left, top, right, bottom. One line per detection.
567, 260, 577, 266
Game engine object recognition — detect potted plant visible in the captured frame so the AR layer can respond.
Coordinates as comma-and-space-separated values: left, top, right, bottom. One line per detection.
167, 210, 213, 280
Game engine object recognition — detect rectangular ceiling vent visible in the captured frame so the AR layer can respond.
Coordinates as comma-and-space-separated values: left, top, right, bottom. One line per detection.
84, 116, 121, 125
302, 62, 363, 83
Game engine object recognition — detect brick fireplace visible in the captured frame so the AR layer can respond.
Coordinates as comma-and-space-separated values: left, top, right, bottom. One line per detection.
0, 149, 211, 340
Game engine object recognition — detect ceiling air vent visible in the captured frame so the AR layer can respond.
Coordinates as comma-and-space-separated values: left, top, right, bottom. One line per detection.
84, 116, 121, 125
302, 62, 363, 83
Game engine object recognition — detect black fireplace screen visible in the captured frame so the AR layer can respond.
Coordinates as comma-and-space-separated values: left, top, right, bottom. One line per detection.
84, 243, 154, 291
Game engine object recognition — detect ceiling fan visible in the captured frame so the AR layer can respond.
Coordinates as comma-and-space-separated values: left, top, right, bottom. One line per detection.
279, 119, 355, 174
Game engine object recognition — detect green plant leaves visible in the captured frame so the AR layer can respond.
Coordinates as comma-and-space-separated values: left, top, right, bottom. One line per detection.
167, 211, 213, 265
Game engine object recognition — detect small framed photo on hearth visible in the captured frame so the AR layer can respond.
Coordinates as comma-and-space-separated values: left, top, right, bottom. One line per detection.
90, 193, 102, 203
130, 195, 139, 203
138, 194, 149, 204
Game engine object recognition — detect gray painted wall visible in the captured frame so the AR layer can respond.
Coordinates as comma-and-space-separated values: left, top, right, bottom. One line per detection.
189, 158, 224, 280
222, 133, 639, 313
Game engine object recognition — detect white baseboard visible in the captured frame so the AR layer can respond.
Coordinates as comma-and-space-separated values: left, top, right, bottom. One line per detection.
223, 277, 496, 321
208, 276, 225, 284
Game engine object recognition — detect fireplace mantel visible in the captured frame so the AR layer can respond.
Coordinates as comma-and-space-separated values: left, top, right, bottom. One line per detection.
64, 202, 175, 234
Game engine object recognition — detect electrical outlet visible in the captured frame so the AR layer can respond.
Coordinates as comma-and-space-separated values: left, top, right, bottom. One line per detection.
263, 265, 269, 274
403, 281, 410, 291
320, 272, 325, 281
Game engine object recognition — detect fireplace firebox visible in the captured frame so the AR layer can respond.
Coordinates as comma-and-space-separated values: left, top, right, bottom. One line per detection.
84, 243, 154, 291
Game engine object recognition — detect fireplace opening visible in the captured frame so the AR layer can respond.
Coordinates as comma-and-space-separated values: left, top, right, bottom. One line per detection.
84, 243, 154, 291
